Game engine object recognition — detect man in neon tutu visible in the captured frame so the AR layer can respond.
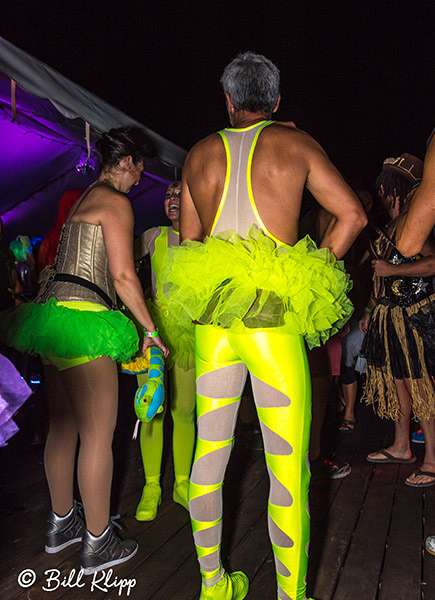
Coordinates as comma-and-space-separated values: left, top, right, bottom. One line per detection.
163, 52, 367, 600
134, 180, 196, 520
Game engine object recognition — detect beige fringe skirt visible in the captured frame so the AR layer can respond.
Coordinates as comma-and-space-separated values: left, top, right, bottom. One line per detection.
362, 294, 435, 421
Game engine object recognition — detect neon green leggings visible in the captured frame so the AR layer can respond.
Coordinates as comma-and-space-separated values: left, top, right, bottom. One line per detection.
138, 364, 196, 484
190, 324, 311, 600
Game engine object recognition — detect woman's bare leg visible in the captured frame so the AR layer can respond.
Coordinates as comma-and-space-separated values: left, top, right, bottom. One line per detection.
405, 379, 435, 485
367, 378, 413, 460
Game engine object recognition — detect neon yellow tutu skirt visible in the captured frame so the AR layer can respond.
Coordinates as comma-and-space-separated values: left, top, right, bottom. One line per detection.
0, 298, 139, 362
120, 299, 195, 373
148, 299, 194, 371
162, 226, 353, 349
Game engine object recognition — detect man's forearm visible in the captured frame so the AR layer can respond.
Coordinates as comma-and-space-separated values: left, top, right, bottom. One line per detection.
387, 256, 435, 277
395, 192, 435, 257
319, 213, 367, 259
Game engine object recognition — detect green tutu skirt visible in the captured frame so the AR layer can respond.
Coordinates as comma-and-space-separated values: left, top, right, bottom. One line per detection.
0, 298, 139, 362
162, 226, 353, 349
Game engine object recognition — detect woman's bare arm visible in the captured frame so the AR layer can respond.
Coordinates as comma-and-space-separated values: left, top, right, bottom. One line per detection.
100, 194, 168, 356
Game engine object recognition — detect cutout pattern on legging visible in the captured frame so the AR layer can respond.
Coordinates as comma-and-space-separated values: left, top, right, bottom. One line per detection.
190, 324, 311, 600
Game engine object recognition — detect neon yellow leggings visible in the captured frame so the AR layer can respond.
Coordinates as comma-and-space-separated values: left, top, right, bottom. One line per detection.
190, 324, 311, 600
138, 364, 196, 484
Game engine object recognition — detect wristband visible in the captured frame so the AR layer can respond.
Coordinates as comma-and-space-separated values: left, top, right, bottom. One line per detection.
364, 306, 372, 314
143, 328, 159, 338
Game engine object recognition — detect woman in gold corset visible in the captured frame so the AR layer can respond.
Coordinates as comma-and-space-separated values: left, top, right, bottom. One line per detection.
0, 127, 168, 574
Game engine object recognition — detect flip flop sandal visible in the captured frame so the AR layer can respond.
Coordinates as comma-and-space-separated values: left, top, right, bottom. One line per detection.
405, 469, 435, 488
339, 419, 356, 432
366, 449, 417, 464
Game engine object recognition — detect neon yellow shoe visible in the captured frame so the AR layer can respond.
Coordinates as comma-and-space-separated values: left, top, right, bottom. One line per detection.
135, 483, 161, 521
199, 571, 249, 599
173, 479, 189, 510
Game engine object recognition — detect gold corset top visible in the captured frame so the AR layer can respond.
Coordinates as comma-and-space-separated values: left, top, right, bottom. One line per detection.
41, 222, 117, 306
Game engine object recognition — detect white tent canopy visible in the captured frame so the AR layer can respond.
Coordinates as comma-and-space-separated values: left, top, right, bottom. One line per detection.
0, 36, 186, 241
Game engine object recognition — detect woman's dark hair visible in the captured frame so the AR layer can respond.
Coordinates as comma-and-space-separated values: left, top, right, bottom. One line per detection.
96, 126, 155, 170
374, 170, 414, 212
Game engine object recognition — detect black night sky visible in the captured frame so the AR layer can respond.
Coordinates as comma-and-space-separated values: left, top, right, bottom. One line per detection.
2, 0, 435, 188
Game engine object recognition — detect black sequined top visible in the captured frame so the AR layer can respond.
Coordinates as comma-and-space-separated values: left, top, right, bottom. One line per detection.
384, 247, 434, 308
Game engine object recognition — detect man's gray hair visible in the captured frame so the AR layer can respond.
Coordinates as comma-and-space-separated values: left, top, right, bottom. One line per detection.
220, 51, 280, 116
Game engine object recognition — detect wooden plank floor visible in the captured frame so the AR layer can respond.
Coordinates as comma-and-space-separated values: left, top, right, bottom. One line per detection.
0, 373, 434, 600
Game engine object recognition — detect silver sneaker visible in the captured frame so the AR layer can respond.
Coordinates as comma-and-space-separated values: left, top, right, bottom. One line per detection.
45, 500, 85, 554
81, 524, 138, 575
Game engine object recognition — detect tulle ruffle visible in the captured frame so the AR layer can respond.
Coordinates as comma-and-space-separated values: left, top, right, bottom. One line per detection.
148, 299, 195, 371
120, 299, 195, 372
162, 226, 353, 349
0, 298, 139, 362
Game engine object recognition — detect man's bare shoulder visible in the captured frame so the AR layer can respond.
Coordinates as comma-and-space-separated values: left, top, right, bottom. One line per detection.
187, 133, 223, 157
184, 133, 224, 174
251, 123, 327, 175
268, 122, 324, 152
